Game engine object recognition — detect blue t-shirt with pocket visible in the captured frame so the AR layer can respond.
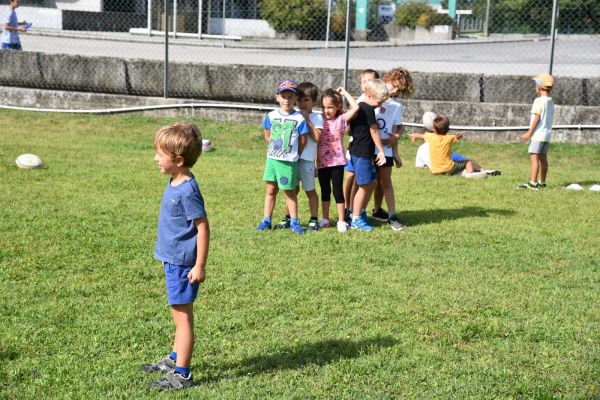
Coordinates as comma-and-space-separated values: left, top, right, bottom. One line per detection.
155, 175, 207, 266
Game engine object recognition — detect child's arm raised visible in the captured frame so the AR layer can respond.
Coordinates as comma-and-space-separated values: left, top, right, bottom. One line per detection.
338, 87, 360, 122
189, 217, 210, 284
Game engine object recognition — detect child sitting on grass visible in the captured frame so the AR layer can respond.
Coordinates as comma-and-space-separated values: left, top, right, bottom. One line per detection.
144, 122, 210, 391
409, 115, 483, 177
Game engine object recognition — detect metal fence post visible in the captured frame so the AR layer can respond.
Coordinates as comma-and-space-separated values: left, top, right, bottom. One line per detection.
222, 0, 226, 48
147, 0, 152, 36
343, 0, 350, 90
164, 0, 169, 98
325, 0, 332, 49
549, 0, 559, 74
198, 0, 203, 39
173, 0, 177, 37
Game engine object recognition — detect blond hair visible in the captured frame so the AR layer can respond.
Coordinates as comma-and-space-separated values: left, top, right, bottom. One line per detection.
364, 79, 389, 101
153, 122, 203, 167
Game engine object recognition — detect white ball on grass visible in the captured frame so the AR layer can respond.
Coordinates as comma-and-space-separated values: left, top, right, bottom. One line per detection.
15, 153, 43, 169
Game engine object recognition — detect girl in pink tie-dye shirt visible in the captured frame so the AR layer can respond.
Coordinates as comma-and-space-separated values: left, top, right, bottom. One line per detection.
317, 87, 360, 232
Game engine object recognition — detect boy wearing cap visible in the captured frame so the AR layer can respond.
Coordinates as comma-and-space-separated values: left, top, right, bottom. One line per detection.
255, 79, 309, 234
519, 73, 555, 190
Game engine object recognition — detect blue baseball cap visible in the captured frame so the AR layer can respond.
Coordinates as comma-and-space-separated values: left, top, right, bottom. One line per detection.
276, 79, 299, 94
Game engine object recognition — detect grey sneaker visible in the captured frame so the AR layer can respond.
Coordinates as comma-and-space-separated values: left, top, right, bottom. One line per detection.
388, 215, 406, 231
147, 371, 193, 390
141, 356, 175, 373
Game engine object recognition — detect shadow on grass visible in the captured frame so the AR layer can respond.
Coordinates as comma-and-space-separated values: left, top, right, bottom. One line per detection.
202, 336, 398, 383
396, 207, 515, 226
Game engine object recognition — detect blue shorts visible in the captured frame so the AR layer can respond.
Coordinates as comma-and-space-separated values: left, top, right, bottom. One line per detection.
164, 262, 200, 305
344, 154, 355, 173
451, 152, 469, 162
1, 42, 22, 50
351, 155, 376, 186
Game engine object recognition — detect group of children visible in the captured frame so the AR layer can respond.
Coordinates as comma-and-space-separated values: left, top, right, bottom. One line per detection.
142, 70, 556, 391
255, 70, 557, 235
255, 68, 415, 234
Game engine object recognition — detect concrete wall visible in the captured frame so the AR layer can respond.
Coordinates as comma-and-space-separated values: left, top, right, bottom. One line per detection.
0, 51, 599, 142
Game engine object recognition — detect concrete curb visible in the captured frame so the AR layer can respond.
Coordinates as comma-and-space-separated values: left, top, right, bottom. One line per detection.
2, 86, 599, 143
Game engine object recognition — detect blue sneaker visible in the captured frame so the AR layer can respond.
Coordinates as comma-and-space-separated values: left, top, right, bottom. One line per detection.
290, 220, 305, 235
255, 219, 272, 231
350, 218, 373, 231
360, 210, 369, 224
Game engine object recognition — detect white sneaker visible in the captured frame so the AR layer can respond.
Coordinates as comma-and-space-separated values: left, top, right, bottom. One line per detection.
337, 221, 348, 233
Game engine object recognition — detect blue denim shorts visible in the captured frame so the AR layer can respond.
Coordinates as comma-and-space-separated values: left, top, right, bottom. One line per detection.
351, 155, 376, 186
164, 262, 200, 305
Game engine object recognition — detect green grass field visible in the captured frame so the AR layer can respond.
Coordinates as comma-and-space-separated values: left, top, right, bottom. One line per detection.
1, 110, 599, 399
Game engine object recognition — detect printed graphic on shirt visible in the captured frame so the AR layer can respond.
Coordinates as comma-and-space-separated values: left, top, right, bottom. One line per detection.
268, 119, 298, 159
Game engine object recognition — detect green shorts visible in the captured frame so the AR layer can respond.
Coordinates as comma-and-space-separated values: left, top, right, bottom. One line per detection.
263, 158, 298, 190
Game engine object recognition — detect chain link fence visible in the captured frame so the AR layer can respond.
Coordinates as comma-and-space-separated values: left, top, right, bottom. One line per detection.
1, 0, 599, 104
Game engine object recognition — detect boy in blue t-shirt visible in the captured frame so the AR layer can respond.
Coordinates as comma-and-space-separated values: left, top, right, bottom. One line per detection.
255, 79, 309, 234
2, 0, 28, 50
144, 123, 210, 391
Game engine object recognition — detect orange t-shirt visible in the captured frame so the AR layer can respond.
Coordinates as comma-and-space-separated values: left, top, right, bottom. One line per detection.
423, 132, 459, 174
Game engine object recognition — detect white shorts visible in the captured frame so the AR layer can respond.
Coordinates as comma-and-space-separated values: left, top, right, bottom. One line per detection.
298, 159, 316, 192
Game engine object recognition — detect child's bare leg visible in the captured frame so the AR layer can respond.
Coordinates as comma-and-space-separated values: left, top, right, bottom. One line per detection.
306, 190, 319, 218
352, 185, 368, 218
350, 181, 359, 210
321, 200, 331, 221
171, 304, 194, 369
361, 180, 377, 212
529, 154, 540, 183
344, 172, 355, 210
392, 144, 402, 168
539, 153, 548, 182
284, 189, 298, 219
373, 179, 384, 212
379, 167, 395, 215
283, 186, 300, 217
465, 161, 476, 173
471, 160, 481, 172
263, 182, 278, 218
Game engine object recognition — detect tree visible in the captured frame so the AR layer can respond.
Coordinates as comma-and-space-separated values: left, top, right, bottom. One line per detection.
259, 0, 328, 39
395, 1, 453, 29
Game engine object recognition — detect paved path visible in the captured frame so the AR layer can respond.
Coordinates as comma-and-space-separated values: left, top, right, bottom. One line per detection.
20, 32, 600, 77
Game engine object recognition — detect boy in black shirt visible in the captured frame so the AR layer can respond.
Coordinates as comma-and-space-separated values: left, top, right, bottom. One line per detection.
349, 79, 388, 231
